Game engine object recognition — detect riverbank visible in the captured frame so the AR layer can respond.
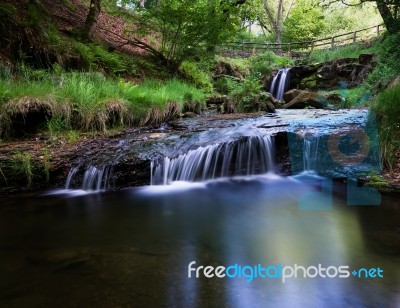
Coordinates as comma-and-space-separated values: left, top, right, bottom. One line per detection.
1, 109, 399, 196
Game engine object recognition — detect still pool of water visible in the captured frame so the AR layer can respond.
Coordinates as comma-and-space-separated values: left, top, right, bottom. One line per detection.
1, 175, 399, 307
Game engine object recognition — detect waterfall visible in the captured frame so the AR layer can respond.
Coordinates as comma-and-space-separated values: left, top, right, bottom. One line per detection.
151, 136, 276, 185
65, 165, 113, 191
303, 137, 320, 172
270, 68, 291, 101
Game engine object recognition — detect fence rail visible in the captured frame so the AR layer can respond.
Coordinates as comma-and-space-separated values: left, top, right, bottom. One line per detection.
220, 24, 385, 55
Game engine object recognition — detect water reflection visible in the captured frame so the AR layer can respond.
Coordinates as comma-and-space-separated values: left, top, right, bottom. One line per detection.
0, 176, 399, 307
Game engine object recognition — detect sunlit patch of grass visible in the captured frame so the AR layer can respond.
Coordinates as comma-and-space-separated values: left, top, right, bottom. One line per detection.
309, 42, 380, 63
0, 70, 206, 137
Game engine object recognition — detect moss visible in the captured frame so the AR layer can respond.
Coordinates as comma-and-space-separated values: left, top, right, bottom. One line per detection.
365, 174, 390, 188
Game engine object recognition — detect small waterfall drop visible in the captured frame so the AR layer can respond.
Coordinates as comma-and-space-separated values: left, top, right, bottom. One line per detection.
151, 135, 276, 185
270, 68, 291, 101
65, 165, 114, 191
303, 137, 320, 172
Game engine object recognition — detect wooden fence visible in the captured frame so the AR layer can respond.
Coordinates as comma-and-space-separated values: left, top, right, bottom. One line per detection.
220, 24, 385, 55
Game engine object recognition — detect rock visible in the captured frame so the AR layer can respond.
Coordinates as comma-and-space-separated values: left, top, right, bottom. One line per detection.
223, 99, 235, 114
323, 93, 343, 105
258, 92, 276, 112
283, 90, 326, 109
359, 53, 375, 65
206, 95, 228, 106
275, 64, 320, 91
283, 89, 303, 103
213, 61, 249, 79
182, 112, 196, 118
266, 102, 276, 113
316, 58, 373, 89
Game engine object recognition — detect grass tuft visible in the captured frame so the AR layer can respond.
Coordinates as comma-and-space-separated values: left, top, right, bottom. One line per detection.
372, 85, 400, 171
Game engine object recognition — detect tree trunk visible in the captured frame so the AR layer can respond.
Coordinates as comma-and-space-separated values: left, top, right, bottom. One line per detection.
139, 0, 145, 8
83, 0, 101, 40
376, 2, 399, 34
276, 0, 284, 53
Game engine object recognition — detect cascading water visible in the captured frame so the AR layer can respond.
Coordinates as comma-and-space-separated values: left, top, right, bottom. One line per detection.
303, 137, 320, 172
151, 135, 275, 185
270, 68, 291, 101
65, 165, 114, 191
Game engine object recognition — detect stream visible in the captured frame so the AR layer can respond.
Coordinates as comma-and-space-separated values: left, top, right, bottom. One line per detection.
1, 109, 399, 307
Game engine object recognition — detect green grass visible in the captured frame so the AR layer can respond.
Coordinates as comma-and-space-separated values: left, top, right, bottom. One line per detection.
309, 42, 379, 63
372, 85, 400, 171
12, 152, 33, 188
248, 51, 294, 77
214, 56, 250, 74
0, 70, 206, 137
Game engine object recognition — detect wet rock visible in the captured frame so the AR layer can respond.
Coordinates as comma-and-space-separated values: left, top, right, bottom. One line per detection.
266, 102, 276, 113
206, 95, 228, 107
283, 90, 326, 109
287, 64, 322, 90
285, 57, 375, 91
323, 93, 343, 105
316, 57, 374, 89
223, 99, 235, 114
283, 89, 303, 103
182, 112, 196, 118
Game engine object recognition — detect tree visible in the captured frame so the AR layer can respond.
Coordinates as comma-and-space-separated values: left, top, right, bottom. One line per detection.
283, 0, 325, 42
131, 0, 246, 70
323, 0, 400, 34
84, 0, 101, 40
262, 0, 295, 49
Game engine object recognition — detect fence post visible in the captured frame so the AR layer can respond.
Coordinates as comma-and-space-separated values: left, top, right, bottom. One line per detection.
377, 25, 380, 36
331, 37, 335, 48
353, 31, 357, 43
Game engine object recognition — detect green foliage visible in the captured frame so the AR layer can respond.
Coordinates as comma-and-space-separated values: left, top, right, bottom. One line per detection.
12, 152, 33, 188
0, 4, 16, 17
180, 61, 213, 93
215, 56, 250, 74
309, 42, 379, 63
136, 0, 242, 68
213, 76, 238, 95
283, 0, 325, 43
366, 33, 400, 90
248, 51, 294, 76
320, 2, 382, 38
0, 69, 206, 136
372, 86, 400, 171
42, 148, 51, 183
67, 130, 79, 144
73, 42, 137, 75
231, 75, 263, 112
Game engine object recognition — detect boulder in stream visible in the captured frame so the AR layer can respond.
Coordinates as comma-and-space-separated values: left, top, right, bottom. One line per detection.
283, 89, 326, 109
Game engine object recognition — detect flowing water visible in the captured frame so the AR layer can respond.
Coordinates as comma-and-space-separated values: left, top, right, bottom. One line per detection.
1, 109, 399, 307
270, 68, 291, 101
